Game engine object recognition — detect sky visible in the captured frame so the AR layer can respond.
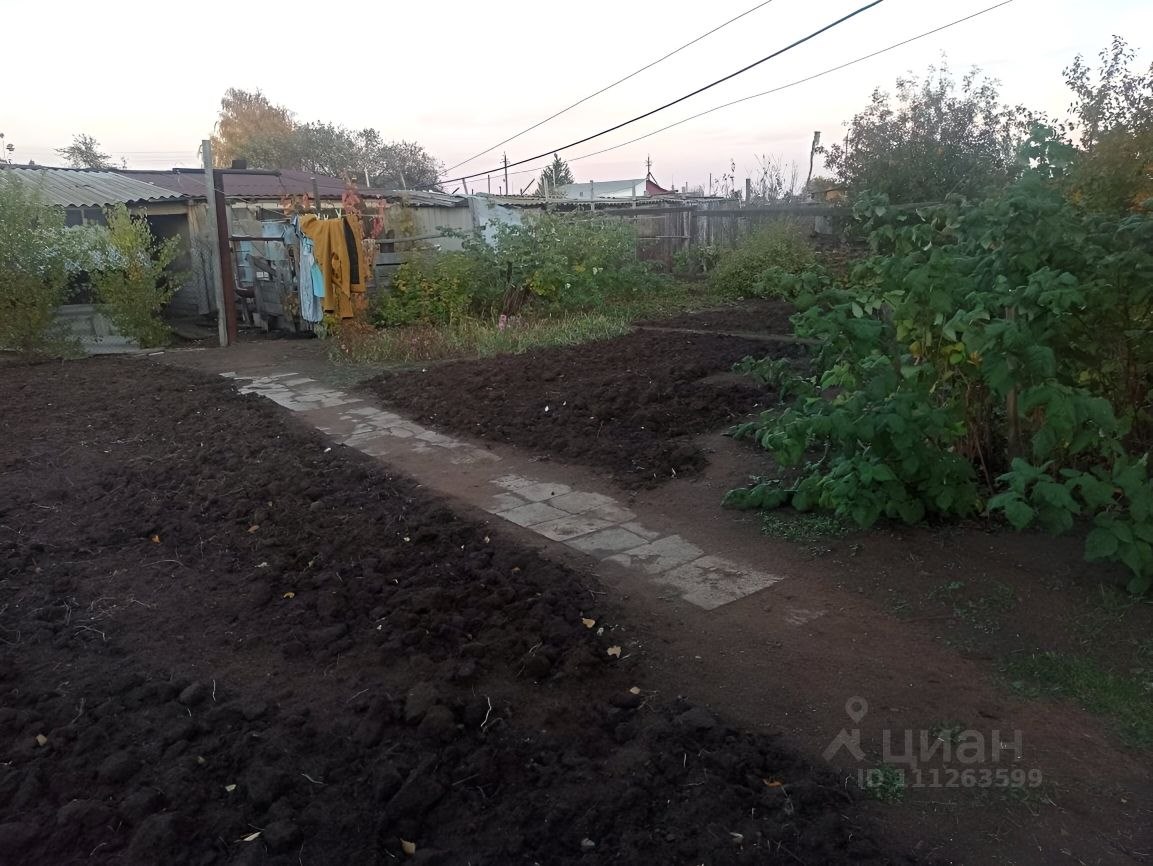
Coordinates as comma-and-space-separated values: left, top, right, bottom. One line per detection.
4, 0, 1151, 193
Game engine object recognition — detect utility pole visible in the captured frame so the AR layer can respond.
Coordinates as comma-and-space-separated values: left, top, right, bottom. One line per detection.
487, 174, 491, 194
201, 140, 235, 347
502, 152, 509, 197
806, 130, 822, 189
645, 154, 652, 178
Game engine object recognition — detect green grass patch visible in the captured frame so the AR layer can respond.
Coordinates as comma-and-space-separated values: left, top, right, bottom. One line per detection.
332, 312, 635, 364
1003, 651, 1153, 749
760, 511, 851, 544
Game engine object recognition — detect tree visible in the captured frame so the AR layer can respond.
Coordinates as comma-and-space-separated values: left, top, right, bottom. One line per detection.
56, 133, 112, 169
210, 88, 298, 169
820, 62, 1034, 202
209, 88, 443, 189
370, 140, 442, 190
0, 175, 73, 354
1063, 36, 1153, 212
535, 153, 573, 195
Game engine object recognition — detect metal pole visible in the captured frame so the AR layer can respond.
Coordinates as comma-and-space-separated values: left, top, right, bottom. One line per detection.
201, 140, 231, 347
502, 153, 509, 197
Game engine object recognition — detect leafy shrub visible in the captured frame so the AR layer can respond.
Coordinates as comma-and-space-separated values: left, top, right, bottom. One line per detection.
0, 174, 82, 355
728, 158, 1153, 593
376, 211, 661, 326
673, 244, 721, 278
707, 222, 816, 297
91, 204, 182, 347
377, 251, 483, 326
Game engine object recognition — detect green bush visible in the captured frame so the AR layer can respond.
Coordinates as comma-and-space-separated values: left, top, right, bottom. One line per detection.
707, 222, 816, 297
91, 204, 182, 347
0, 174, 79, 355
375, 211, 662, 326
377, 251, 483, 326
728, 148, 1153, 593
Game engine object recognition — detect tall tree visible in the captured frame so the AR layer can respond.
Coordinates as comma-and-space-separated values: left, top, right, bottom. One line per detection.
209, 88, 443, 189
820, 62, 1034, 202
210, 88, 297, 168
369, 140, 442, 190
536, 153, 573, 194
1063, 36, 1153, 212
56, 134, 111, 169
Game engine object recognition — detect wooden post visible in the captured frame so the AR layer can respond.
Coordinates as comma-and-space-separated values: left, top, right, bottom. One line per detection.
201, 141, 237, 347
502, 153, 509, 198
311, 177, 321, 215
745, 177, 752, 204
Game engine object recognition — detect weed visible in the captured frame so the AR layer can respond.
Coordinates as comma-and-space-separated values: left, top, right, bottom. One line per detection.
1003, 652, 1153, 749
861, 764, 906, 803
760, 511, 851, 544
927, 580, 1016, 634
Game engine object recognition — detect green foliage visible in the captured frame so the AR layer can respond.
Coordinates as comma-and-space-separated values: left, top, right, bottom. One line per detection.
210, 87, 442, 189
536, 153, 574, 195
0, 174, 80, 355
378, 252, 480, 326
707, 222, 816, 297
55, 133, 112, 169
376, 212, 661, 326
821, 61, 1034, 202
729, 157, 1153, 592
1062, 37, 1153, 213
672, 244, 721, 278
91, 204, 182, 347
1005, 651, 1153, 748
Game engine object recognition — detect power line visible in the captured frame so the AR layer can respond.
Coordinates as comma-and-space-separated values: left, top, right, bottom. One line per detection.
455, 0, 1018, 193
440, 0, 886, 185
563, 1, 1019, 171
441, 0, 780, 175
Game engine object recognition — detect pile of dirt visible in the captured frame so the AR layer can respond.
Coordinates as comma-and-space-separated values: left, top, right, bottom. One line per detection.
634, 300, 797, 335
0, 360, 908, 865
366, 331, 804, 487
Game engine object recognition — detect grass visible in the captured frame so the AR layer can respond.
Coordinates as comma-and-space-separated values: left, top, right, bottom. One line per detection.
331, 281, 732, 364
861, 764, 906, 803
760, 511, 851, 544
333, 312, 636, 364
1002, 651, 1153, 749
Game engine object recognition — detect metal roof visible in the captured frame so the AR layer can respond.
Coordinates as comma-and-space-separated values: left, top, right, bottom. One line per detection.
115, 169, 466, 206
1, 165, 188, 208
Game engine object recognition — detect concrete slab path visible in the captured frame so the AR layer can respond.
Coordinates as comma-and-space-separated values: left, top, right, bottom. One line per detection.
223, 370, 785, 611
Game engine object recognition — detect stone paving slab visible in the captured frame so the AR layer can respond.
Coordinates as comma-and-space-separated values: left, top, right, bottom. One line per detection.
222, 370, 801, 614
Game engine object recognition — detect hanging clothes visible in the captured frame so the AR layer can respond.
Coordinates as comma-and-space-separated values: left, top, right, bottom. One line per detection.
286, 217, 324, 324
298, 214, 367, 319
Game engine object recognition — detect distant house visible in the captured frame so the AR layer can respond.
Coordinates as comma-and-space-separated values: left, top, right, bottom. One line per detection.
560, 173, 675, 200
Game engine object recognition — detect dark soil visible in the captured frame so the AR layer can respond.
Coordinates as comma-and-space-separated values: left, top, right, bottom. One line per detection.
634, 300, 797, 335
0, 359, 910, 865
366, 331, 804, 488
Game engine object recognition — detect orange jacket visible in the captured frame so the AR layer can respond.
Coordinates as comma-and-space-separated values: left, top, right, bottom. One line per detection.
298, 214, 367, 319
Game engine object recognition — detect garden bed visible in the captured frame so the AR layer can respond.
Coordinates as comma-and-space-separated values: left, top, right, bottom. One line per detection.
634, 299, 797, 336
365, 330, 805, 487
0, 359, 903, 865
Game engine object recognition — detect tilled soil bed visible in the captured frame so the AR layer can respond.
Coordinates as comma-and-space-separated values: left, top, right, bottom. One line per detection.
0, 359, 908, 865
633, 300, 797, 335
366, 331, 803, 487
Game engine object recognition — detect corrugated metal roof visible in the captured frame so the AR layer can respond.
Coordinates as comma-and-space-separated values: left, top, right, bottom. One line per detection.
115, 169, 467, 206
475, 193, 676, 208
1, 165, 188, 208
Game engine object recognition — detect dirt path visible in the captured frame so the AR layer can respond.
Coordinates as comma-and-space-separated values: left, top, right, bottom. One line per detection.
161, 339, 1153, 866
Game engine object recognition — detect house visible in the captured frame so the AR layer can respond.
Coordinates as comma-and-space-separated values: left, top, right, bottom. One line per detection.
112, 167, 474, 324
559, 173, 676, 200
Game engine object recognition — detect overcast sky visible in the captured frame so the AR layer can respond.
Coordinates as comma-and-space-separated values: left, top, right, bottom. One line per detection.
5, 0, 1151, 192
